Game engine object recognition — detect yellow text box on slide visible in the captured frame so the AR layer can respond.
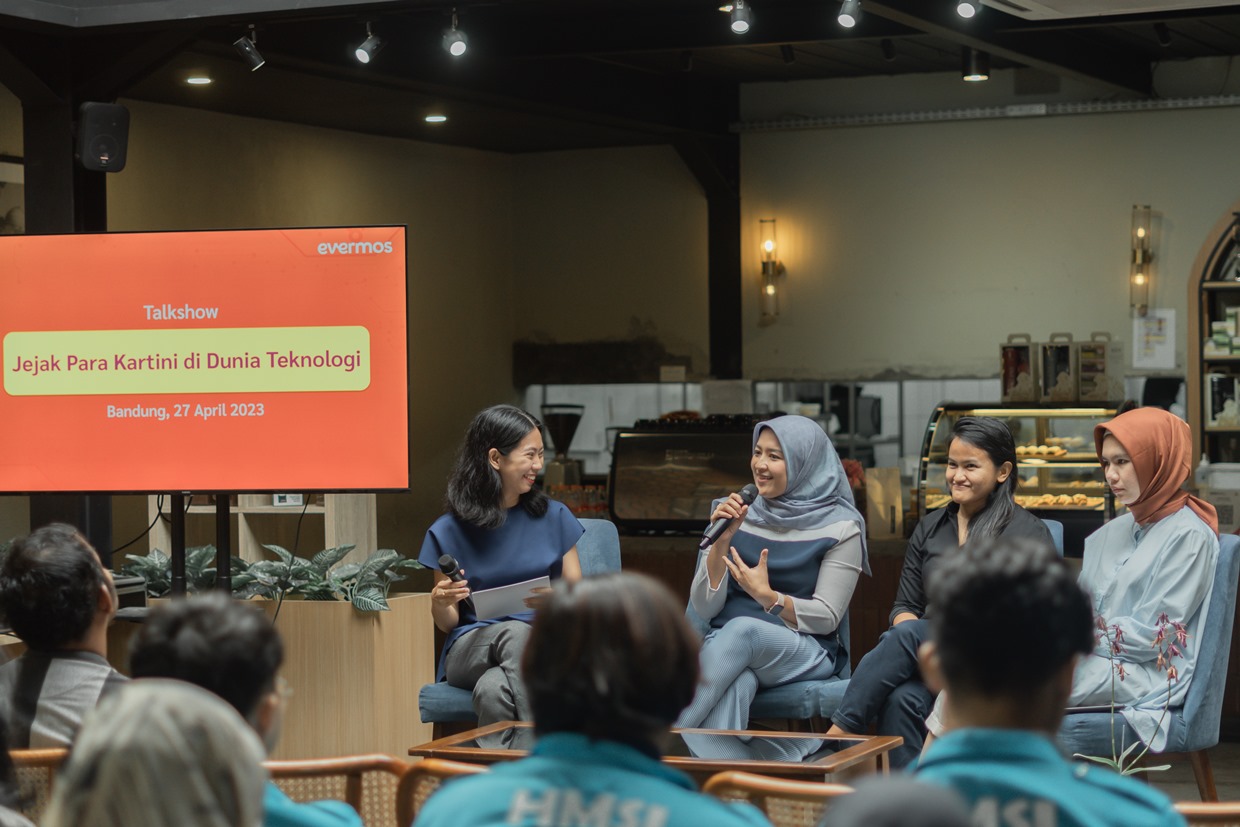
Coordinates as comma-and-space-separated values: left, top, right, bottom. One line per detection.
4, 326, 371, 396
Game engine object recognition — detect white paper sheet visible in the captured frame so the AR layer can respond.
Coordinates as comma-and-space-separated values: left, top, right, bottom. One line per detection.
471, 575, 551, 621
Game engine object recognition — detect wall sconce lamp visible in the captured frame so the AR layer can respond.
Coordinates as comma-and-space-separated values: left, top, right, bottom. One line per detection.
759, 218, 785, 326
1131, 204, 1153, 317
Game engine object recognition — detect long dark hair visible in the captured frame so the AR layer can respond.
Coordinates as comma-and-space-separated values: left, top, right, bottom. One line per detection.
951, 416, 1018, 542
445, 404, 549, 529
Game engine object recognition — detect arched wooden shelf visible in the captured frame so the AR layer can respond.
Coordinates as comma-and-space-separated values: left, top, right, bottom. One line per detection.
1186, 204, 1240, 465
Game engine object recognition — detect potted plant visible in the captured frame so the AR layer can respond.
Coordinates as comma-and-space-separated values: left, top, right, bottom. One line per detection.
121, 544, 436, 758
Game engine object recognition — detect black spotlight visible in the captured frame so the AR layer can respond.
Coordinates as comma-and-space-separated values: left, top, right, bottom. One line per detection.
880, 37, 897, 62
780, 44, 796, 64
962, 47, 989, 82
233, 27, 265, 71
1155, 23, 1172, 48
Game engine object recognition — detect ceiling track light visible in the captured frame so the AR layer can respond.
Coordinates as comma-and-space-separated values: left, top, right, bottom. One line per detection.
962, 46, 989, 81
1155, 22, 1172, 48
233, 26, 265, 72
780, 44, 795, 64
730, 0, 752, 34
443, 10, 469, 57
956, 0, 982, 18
355, 22, 383, 64
838, 0, 861, 28
880, 37, 897, 61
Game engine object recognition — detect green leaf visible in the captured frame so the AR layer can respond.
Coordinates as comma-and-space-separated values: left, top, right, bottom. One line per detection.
262, 544, 295, 565
351, 586, 389, 612
358, 548, 400, 579
310, 545, 355, 574
1073, 754, 1121, 770
330, 563, 363, 582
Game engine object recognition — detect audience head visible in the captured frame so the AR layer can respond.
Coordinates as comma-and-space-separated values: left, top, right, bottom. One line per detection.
129, 593, 285, 751
43, 679, 267, 827
947, 416, 1017, 540
819, 777, 971, 827
0, 523, 115, 650
446, 404, 549, 528
922, 536, 1093, 731
524, 572, 699, 747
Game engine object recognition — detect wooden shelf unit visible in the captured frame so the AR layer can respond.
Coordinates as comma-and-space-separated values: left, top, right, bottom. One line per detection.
147, 493, 377, 564
1189, 208, 1240, 464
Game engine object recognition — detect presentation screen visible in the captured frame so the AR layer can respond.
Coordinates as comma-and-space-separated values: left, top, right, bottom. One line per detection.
0, 226, 409, 493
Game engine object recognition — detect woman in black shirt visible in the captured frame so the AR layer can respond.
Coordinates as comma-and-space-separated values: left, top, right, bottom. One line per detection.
826, 416, 1051, 767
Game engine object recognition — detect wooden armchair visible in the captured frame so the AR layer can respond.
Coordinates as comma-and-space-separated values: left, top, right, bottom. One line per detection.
10, 747, 69, 824
395, 758, 488, 827
704, 770, 853, 827
1177, 802, 1240, 826
265, 753, 411, 827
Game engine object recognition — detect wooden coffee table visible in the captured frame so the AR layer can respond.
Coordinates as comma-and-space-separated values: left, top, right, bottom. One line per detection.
410, 722, 901, 784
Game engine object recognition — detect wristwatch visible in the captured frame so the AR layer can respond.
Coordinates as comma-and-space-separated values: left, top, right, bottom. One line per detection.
765, 592, 785, 616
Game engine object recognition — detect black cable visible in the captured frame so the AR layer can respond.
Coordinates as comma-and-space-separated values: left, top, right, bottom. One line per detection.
111, 494, 165, 557
274, 495, 312, 624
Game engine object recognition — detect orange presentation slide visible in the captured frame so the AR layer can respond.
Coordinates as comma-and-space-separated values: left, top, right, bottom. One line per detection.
0, 226, 409, 492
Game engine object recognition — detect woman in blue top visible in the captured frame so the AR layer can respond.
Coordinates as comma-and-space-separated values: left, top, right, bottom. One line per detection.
677, 415, 867, 739
418, 405, 583, 729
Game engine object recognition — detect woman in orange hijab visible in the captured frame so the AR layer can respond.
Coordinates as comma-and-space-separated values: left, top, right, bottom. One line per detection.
1070, 407, 1219, 751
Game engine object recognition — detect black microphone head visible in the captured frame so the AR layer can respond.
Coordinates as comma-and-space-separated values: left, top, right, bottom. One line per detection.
438, 554, 459, 576
739, 483, 759, 504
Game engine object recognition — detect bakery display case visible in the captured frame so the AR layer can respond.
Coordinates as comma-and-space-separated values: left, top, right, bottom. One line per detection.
918, 403, 1118, 556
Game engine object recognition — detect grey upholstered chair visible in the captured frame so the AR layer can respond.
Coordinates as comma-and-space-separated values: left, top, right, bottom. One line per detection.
416, 517, 621, 736
1057, 532, 1240, 801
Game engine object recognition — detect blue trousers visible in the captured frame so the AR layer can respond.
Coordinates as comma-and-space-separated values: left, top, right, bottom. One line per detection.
678, 616, 837, 732
830, 618, 935, 768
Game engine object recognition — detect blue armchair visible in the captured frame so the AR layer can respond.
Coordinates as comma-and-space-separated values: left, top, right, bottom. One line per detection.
1057, 532, 1240, 801
417, 517, 622, 737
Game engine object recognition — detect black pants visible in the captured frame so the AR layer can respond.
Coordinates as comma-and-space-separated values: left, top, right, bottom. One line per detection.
830, 618, 935, 768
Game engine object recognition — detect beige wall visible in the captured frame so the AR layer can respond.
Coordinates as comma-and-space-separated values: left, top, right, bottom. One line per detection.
740, 67, 1240, 379
511, 146, 710, 375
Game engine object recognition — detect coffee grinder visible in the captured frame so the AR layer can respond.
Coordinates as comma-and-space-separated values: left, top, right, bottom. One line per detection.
541, 404, 584, 487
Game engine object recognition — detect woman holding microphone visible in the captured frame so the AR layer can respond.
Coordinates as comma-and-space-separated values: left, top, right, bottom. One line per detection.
677, 414, 866, 736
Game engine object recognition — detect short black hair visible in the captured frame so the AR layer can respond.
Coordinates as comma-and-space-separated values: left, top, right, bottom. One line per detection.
129, 593, 283, 720
523, 572, 699, 746
446, 404, 549, 529
927, 536, 1093, 699
0, 523, 108, 650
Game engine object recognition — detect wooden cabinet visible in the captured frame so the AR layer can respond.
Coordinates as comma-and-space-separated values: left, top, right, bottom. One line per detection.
147, 493, 377, 564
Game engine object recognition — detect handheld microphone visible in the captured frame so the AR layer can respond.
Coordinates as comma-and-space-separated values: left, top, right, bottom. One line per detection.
438, 554, 475, 613
699, 484, 759, 550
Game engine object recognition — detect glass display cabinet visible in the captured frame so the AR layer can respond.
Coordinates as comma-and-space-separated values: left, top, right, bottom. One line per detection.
918, 403, 1118, 556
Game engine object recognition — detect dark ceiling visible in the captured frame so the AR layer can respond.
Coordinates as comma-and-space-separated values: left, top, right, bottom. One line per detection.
3, 1, 1240, 153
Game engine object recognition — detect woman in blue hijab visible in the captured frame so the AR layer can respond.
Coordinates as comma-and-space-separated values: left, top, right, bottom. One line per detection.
677, 415, 868, 732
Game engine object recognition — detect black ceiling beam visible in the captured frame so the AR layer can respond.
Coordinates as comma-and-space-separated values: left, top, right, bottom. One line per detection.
249, 20, 741, 140
73, 29, 206, 100
865, 0, 1153, 95
469, 5, 922, 58
982, 4, 1240, 34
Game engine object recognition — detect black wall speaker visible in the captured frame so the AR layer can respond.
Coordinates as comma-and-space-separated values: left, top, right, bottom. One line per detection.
77, 102, 130, 173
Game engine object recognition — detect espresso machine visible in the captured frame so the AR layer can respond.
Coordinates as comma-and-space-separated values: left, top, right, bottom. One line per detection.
541, 404, 584, 486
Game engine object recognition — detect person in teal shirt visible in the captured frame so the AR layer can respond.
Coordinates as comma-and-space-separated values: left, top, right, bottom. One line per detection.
416, 572, 768, 827
130, 594, 362, 827
915, 537, 1184, 827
